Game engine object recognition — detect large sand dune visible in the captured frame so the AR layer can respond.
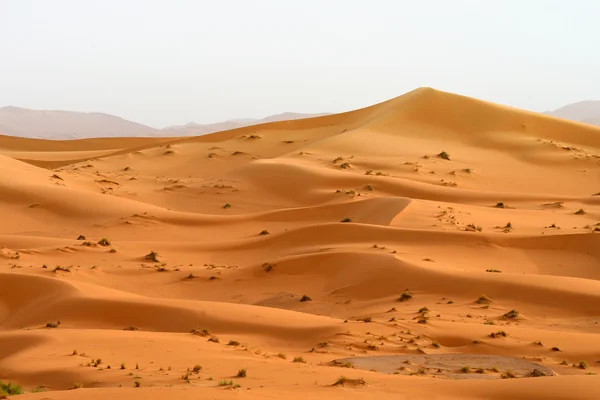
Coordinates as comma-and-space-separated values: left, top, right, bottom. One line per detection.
0, 88, 599, 399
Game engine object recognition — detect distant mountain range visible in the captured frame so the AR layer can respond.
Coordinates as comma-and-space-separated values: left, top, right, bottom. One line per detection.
544, 101, 600, 126
0, 106, 330, 140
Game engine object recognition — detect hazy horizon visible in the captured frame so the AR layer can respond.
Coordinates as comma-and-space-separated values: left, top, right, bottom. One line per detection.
1, 0, 599, 128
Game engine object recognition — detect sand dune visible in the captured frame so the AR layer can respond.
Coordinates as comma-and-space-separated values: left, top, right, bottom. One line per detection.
0, 88, 599, 399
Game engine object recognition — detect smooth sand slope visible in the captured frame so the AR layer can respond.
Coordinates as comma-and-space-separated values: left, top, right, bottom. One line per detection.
0, 88, 599, 400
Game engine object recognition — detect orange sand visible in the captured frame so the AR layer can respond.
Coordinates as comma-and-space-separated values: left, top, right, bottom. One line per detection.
0, 88, 599, 399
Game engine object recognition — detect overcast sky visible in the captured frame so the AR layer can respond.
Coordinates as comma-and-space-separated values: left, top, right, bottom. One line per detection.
1, 0, 598, 128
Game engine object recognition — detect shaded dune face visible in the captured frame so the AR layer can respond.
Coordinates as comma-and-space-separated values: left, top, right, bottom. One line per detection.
0, 87, 599, 399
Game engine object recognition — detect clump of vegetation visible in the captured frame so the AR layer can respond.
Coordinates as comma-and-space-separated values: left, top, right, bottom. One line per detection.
332, 157, 344, 164
299, 295, 312, 302
52, 265, 71, 273
192, 364, 202, 373
503, 222, 513, 233
551, 346, 561, 352
51, 174, 64, 180
364, 184, 373, 191
358, 317, 372, 323
46, 322, 59, 328
0, 381, 24, 396
121, 363, 126, 369
490, 330, 508, 338
501, 370, 516, 379
339, 162, 351, 169
495, 202, 507, 208
227, 340, 240, 346
124, 325, 139, 331
144, 251, 159, 262
578, 360, 588, 369
460, 366, 471, 373
263, 263, 274, 272
332, 376, 366, 387
486, 269, 502, 273
72, 382, 83, 389
465, 223, 482, 232
574, 209, 586, 215
503, 309, 520, 320
134, 381, 141, 387
398, 290, 413, 302
191, 328, 210, 337
236, 369, 247, 378
476, 295, 491, 305
292, 357, 306, 363
476, 367, 485, 374
98, 238, 111, 246
77, 235, 86, 240
223, 203, 232, 209
259, 230, 270, 235
437, 151, 451, 160
208, 336, 220, 343
276, 353, 287, 359
333, 360, 355, 368
340, 217, 352, 223
432, 342, 440, 348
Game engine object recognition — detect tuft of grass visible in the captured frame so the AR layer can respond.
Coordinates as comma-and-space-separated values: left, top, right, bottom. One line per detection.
578, 360, 588, 369
46, 322, 59, 328
364, 184, 373, 191
300, 295, 312, 302
490, 366, 500, 373
259, 230, 270, 235
332, 157, 344, 164
218, 380, 234, 386
228, 340, 240, 346
51, 174, 64, 180
501, 370, 516, 379
503, 222, 513, 232
340, 217, 352, 223
223, 203, 232, 209
292, 357, 306, 363
358, 317, 372, 323
490, 330, 508, 338
263, 263, 274, 272
191, 328, 210, 337
332, 376, 366, 387
465, 223, 482, 232
418, 306, 429, 314
339, 162, 351, 169
437, 151, 451, 161
0, 382, 24, 396
77, 235, 86, 240
503, 310, 520, 320
574, 209, 586, 215
551, 346, 561, 352
495, 202, 506, 208
192, 364, 202, 373
398, 290, 413, 302
476, 295, 491, 304
460, 366, 471, 373
72, 382, 83, 389
208, 336, 220, 343
486, 269, 502, 273
236, 369, 247, 378
52, 265, 71, 273
144, 251, 159, 262
120, 362, 126, 370
476, 367, 485, 374
276, 353, 287, 359
134, 381, 141, 387
124, 325, 139, 331
98, 238, 111, 246
432, 342, 440, 349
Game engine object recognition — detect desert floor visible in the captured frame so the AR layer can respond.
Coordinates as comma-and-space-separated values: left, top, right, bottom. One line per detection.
1, 88, 599, 399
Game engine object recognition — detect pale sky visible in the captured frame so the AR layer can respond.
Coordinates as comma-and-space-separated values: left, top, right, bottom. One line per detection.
1, 0, 598, 128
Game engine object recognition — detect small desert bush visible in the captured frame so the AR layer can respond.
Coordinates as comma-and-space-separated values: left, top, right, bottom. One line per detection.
72, 382, 83, 389
398, 290, 413, 302
501, 370, 515, 379
574, 209, 586, 215
293, 357, 306, 363
437, 151, 451, 160
332, 376, 366, 387
98, 238, 111, 246
339, 162, 351, 169
300, 295, 312, 302
358, 317, 372, 323
503, 310, 520, 320
46, 322, 59, 328
551, 346, 561, 352
52, 265, 71, 273
476, 295, 491, 304
77, 234, 86, 240
495, 202, 506, 208
192, 364, 202, 373
134, 381, 141, 387
466, 223, 482, 232
259, 230, 270, 235
490, 330, 508, 338
236, 369, 247, 378
0, 382, 23, 396
145, 251, 159, 262
364, 184, 373, 191
124, 325, 139, 331
460, 366, 471, 373
223, 203, 232, 209
228, 340, 240, 346
340, 217, 352, 223
486, 269, 502, 273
